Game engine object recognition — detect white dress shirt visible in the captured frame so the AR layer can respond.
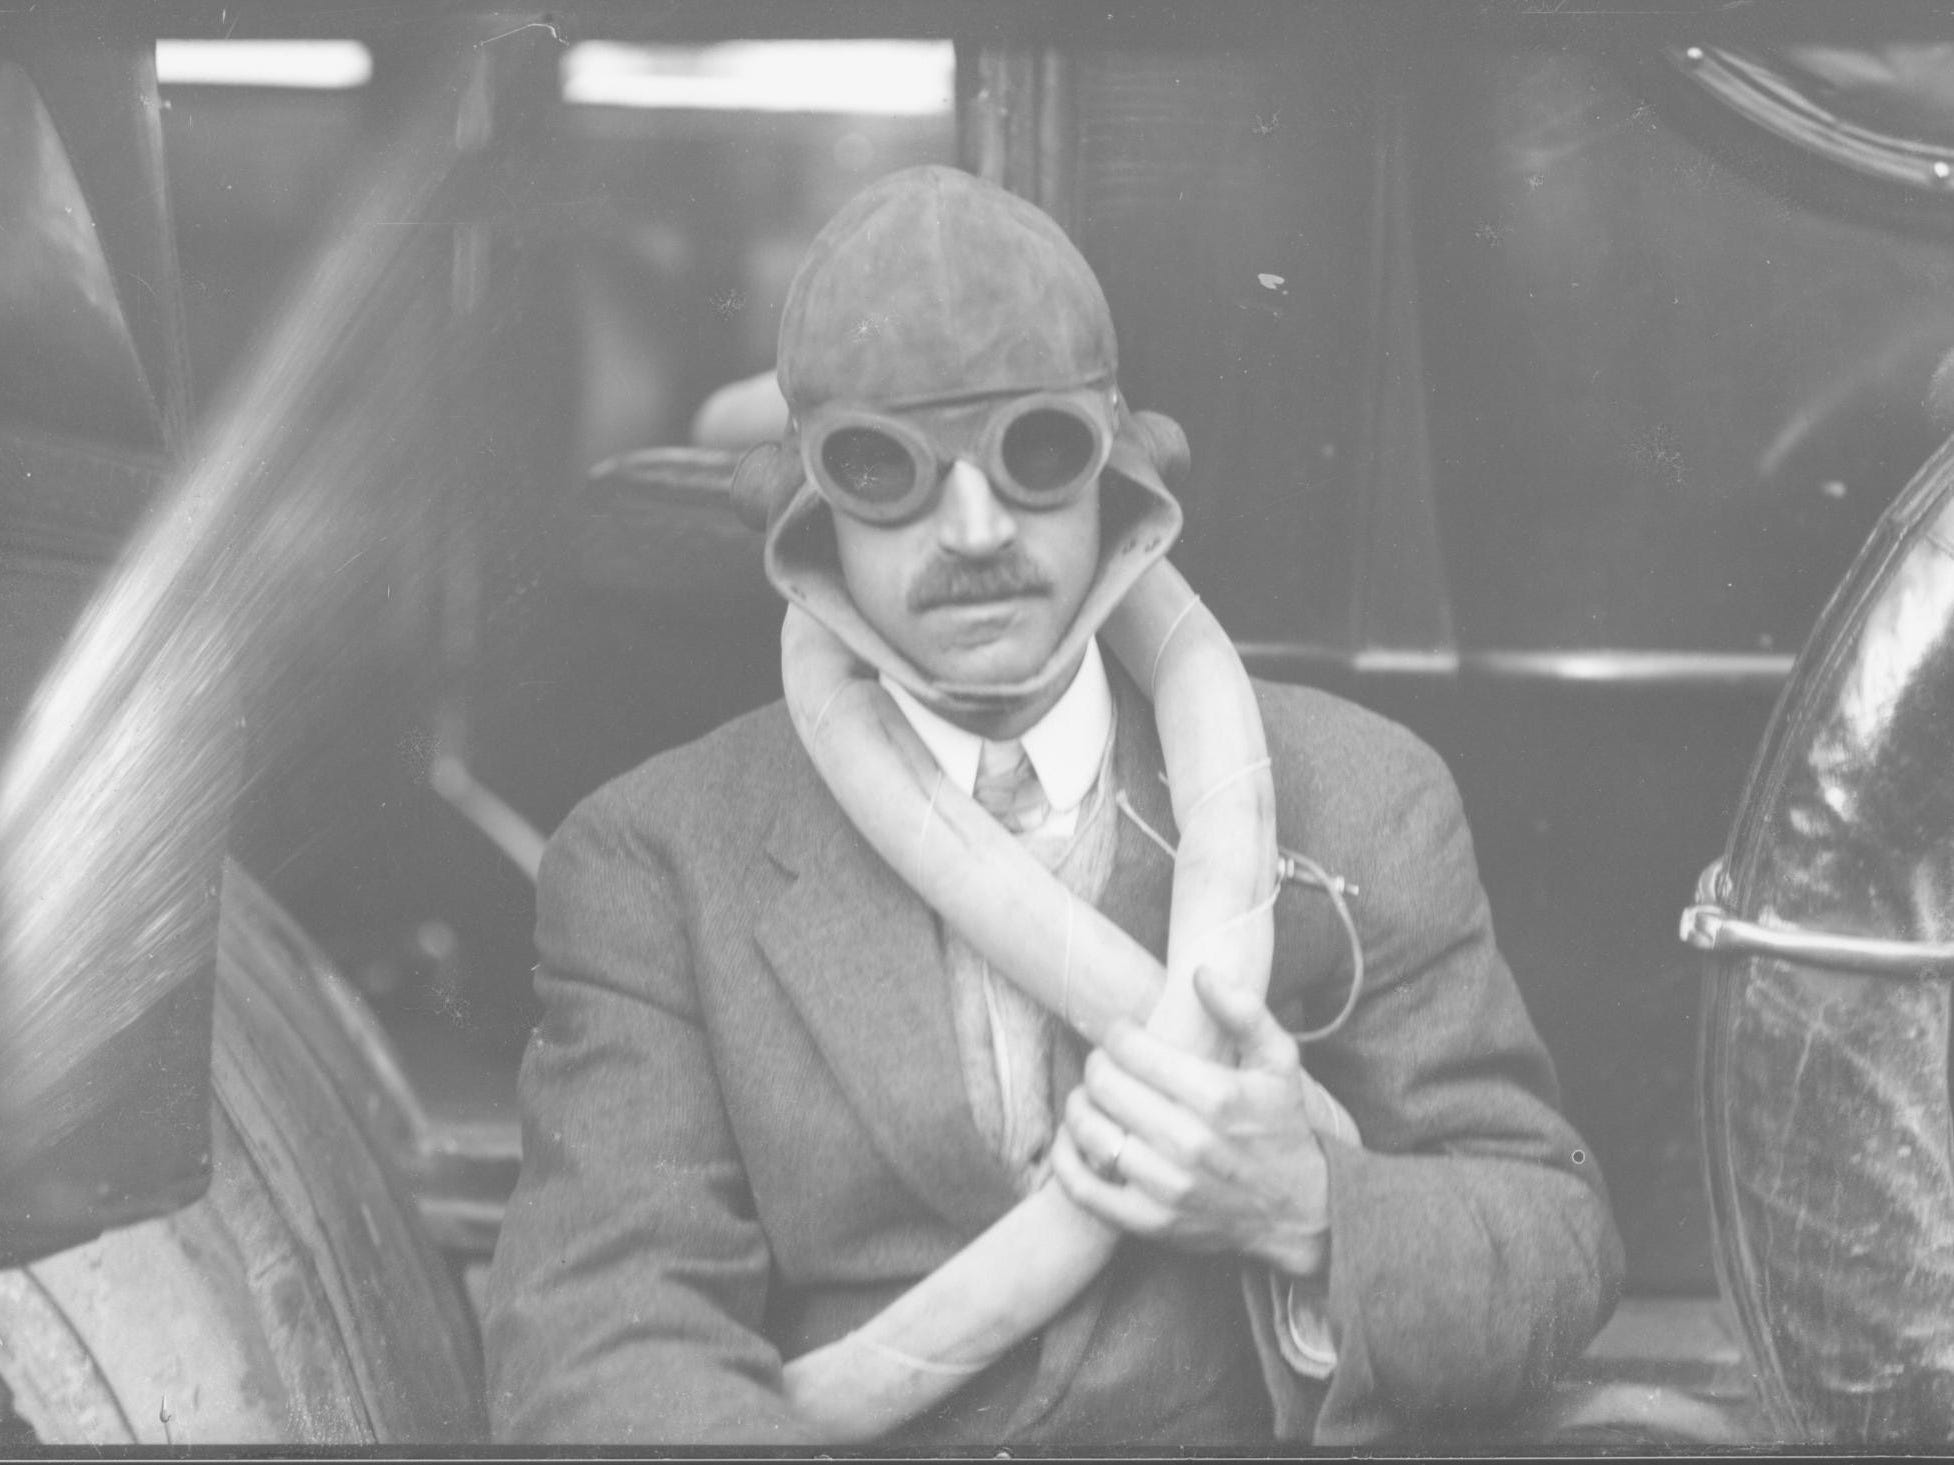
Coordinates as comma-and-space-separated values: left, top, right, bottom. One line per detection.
880, 637, 1113, 841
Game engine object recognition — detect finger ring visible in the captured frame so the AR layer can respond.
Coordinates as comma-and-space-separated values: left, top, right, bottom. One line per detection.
1097, 1130, 1129, 1183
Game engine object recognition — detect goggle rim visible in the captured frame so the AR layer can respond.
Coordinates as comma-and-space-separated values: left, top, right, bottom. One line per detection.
798, 388, 1117, 526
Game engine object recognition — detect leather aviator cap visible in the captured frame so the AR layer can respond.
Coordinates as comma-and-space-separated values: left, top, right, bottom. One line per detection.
744, 165, 1191, 718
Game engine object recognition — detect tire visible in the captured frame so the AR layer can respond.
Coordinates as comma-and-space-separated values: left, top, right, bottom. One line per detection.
1700, 435, 1954, 1446
0, 864, 485, 1444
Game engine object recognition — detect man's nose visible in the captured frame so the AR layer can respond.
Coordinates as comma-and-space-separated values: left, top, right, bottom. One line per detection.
934, 459, 1018, 557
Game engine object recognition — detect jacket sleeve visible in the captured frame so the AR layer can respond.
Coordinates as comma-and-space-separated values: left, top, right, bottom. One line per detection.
1260, 730, 1625, 1446
483, 795, 812, 1446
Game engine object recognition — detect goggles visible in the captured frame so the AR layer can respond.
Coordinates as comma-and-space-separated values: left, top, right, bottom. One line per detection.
798, 385, 1117, 526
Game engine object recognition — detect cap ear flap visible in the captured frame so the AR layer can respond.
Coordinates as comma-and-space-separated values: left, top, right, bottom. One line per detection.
731, 435, 805, 532
1126, 408, 1191, 492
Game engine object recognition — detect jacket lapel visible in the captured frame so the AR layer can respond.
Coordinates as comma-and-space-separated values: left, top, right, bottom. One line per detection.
756, 783, 1021, 1236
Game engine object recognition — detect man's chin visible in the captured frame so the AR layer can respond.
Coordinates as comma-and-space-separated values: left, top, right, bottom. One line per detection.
911, 603, 1057, 687
921, 646, 1050, 689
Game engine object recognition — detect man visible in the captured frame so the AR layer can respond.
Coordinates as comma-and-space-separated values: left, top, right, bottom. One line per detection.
484, 165, 1622, 1447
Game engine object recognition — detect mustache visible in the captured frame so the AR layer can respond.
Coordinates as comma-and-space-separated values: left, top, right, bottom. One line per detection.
908, 552, 1054, 612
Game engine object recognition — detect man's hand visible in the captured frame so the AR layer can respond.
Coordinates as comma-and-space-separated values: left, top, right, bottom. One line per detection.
1052, 966, 1341, 1279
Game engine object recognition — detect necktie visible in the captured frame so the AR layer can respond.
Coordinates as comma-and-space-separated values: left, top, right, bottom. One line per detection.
972, 738, 1050, 835
954, 738, 1066, 1190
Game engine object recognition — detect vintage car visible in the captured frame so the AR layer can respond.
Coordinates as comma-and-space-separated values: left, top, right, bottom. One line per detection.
4, 0, 1953, 1447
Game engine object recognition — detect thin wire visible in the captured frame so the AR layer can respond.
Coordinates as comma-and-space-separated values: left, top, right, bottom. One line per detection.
1113, 795, 1366, 1046
1182, 756, 1273, 823
807, 676, 856, 746
1279, 847, 1366, 1044
1149, 595, 1204, 698
1115, 791, 1177, 861
1192, 881, 1281, 939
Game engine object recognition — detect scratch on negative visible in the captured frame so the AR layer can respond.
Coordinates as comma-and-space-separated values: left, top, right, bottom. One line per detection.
479, 20, 567, 47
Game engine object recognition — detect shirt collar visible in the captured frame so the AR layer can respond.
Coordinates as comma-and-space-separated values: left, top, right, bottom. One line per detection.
880, 637, 1113, 818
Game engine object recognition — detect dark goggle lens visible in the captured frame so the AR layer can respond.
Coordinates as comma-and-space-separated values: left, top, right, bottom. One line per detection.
1000, 408, 1099, 498
820, 426, 919, 506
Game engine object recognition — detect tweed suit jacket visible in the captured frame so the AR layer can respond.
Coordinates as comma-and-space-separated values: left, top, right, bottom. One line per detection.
483, 666, 1624, 1447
